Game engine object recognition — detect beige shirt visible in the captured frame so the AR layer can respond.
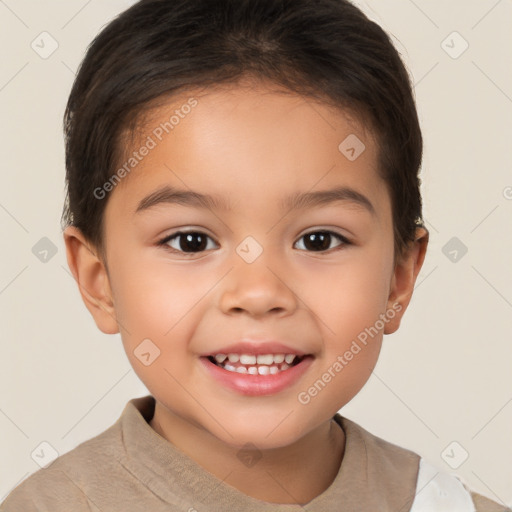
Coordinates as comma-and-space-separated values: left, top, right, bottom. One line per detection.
0, 395, 506, 511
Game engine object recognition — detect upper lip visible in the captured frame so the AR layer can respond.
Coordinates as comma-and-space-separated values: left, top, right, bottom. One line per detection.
201, 340, 309, 357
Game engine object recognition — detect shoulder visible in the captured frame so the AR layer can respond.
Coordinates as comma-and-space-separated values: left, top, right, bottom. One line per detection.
336, 414, 421, 474
335, 415, 510, 512
0, 420, 123, 512
470, 491, 512, 512
469, 491, 512, 512
411, 457, 510, 512
334, 414, 421, 509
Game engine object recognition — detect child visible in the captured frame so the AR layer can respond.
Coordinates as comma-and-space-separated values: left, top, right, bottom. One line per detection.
1, 0, 508, 510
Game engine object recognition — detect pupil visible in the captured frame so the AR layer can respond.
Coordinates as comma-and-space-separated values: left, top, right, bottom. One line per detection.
304, 232, 330, 251
181, 233, 206, 252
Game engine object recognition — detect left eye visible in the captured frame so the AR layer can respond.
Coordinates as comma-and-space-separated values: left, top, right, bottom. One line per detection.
294, 231, 349, 252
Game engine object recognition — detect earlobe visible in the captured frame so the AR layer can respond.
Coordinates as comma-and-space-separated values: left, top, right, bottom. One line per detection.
63, 226, 119, 335
384, 226, 429, 334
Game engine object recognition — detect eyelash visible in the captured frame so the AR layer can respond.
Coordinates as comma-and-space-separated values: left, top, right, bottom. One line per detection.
156, 229, 352, 256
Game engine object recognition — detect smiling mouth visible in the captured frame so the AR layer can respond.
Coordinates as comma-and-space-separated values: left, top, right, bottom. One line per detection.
206, 353, 307, 375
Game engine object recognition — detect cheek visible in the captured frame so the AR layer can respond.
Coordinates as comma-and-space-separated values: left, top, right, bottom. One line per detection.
110, 252, 208, 336
109, 259, 203, 388
315, 248, 393, 332
299, 259, 390, 416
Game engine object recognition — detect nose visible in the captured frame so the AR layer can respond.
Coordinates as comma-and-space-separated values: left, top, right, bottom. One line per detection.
218, 256, 299, 318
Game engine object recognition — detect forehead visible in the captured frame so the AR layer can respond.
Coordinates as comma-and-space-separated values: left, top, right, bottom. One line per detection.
107, 81, 387, 220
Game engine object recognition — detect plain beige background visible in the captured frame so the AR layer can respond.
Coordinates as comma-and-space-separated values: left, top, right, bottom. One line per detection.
1, 0, 511, 505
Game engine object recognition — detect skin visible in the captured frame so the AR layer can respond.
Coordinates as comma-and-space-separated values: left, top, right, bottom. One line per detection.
64, 78, 428, 505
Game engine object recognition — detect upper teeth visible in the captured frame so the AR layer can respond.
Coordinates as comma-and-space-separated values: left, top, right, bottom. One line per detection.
214, 353, 296, 365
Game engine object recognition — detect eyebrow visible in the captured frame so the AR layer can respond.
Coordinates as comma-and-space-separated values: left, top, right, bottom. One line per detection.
281, 186, 375, 216
135, 184, 375, 216
135, 185, 229, 213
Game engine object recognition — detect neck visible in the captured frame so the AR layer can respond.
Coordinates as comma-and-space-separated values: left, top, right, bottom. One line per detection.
149, 404, 345, 505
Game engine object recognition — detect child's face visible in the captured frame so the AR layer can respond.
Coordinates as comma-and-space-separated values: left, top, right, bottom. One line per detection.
67, 80, 426, 449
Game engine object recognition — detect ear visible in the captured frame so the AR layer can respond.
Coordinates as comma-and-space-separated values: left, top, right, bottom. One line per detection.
63, 226, 119, 335
384, 226, 429, 334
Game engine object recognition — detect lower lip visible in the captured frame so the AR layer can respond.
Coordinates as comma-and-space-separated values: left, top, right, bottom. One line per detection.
199, 356, 314, 396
